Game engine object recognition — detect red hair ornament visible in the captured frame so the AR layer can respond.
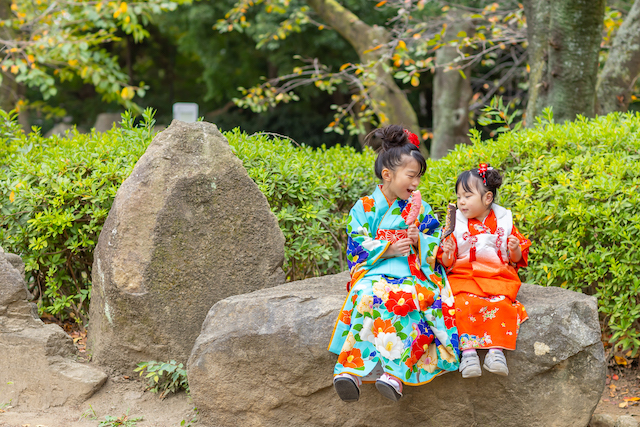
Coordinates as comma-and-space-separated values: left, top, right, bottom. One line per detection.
477, 163, 493, 185
403, 129, 420, 148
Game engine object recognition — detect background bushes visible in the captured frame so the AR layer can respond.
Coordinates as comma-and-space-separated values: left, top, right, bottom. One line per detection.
1, 109, 639, 356
226, 129, 376, 280
0, 110, 155, 323
0, 111, 376, 323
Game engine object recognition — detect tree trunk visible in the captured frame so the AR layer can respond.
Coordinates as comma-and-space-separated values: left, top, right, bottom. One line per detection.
0, 0, 17, 112
0, 0, 28, 130
305, 0, 421, 150
596, 0, 640, 114
523, 0, 605, 124
431, 13, 474, 159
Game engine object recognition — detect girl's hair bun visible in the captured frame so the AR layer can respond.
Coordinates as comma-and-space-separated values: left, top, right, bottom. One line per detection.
484, 168, 503, 190
365, 124, 407, 151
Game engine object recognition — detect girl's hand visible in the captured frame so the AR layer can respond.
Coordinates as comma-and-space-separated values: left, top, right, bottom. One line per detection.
507, 235, 522, 263
441, 237, 456, 267
407, 224, 419, 246
385, 238, 413, 257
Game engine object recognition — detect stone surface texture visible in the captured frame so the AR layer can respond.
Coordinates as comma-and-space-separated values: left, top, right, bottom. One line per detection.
188, 271, 606, 427
88, 120, 285, 372
614, 415, 640, 427
0, 253, 107, 410
590, 413, 617, 427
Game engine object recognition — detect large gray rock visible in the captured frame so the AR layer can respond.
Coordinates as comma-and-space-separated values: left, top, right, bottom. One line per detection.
188, 271, 606, 427
88, 120, 286, 372
0, 253, 107, 410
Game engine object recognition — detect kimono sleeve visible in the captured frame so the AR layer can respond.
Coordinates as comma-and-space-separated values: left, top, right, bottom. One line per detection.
415, 201, 442, 272
511, 225, 531, 269
346, 199, 390, 275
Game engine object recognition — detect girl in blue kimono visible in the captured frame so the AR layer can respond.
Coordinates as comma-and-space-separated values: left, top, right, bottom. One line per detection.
328, 125, 459, 402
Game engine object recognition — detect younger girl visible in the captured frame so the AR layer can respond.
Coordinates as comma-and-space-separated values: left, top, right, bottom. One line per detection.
439, 164, 531, 378
328, 125, 459, 403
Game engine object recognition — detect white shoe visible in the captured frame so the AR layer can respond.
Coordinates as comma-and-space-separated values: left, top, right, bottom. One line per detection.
483, 350, 509, 376
459, 351, 482, 378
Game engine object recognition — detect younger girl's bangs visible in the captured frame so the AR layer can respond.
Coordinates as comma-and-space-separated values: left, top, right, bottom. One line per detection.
456, 170, 481, 194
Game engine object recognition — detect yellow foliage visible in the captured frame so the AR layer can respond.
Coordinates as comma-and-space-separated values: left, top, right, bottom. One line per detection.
120, 86, 134, 100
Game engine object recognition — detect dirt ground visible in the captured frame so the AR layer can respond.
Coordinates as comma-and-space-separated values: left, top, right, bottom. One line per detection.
593, 361, 640, 419
0, 320, 638, 427
0, 376, 197, 427
0, 319, 198, 427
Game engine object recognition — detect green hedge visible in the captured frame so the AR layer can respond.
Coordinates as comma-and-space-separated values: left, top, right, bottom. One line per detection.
423, 112, 640, 356
0, 110, 377, 323
0, 110, 155, 324
2, 108, 639, 355
226, 129, 376, 280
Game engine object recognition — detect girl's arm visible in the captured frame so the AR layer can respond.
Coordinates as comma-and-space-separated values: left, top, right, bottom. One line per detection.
437, 236, 457, 269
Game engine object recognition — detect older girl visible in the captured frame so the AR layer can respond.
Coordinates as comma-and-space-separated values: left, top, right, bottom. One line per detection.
328, 125, 459, 403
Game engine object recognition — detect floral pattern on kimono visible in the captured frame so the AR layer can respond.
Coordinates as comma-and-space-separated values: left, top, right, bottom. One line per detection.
328, 186, 459, 385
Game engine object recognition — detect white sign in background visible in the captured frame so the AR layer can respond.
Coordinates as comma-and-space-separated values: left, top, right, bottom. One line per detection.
172, 102, 199, 123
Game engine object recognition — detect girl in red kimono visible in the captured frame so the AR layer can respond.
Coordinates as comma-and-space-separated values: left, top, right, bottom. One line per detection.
439, 164, 531, 378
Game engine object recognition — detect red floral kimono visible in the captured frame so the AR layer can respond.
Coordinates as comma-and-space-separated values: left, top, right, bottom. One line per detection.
437, 204, 531, 351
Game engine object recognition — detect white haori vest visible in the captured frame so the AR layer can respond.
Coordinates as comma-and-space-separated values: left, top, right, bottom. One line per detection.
453, 203, 513, 265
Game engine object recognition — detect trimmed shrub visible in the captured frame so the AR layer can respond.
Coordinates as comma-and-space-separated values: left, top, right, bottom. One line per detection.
0, 112, 377, 323
226, 129, 376, 280
422, 111, 640, 355
3, 107, 638, 355
0, 110, 155, 323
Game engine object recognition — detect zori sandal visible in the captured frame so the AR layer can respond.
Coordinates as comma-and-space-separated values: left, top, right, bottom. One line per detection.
375, 373, 403, 402
333, 373, 361, 402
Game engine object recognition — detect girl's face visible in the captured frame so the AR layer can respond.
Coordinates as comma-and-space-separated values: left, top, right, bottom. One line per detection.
456, 179, 493, 220
381, 156, 421, 201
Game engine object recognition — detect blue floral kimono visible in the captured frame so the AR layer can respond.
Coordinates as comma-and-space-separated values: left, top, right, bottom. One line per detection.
328, 186, 460, 385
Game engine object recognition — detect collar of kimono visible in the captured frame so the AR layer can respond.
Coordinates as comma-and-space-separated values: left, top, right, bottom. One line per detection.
374, 184, 394, 208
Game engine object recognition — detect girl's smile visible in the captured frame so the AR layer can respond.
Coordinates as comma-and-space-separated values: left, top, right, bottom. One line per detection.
381, 157, 422, 201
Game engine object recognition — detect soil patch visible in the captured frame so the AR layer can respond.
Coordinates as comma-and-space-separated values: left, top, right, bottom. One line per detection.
0, 375, 196, 427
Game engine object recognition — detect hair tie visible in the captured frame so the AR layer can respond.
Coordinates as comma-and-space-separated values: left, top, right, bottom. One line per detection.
403, 129, 420, 148
477, 163, 493, 185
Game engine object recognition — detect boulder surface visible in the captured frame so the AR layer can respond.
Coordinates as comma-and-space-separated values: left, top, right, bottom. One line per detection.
188, 271, 605, 427
88, 120, 285, 372
0, 253, 107, 410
